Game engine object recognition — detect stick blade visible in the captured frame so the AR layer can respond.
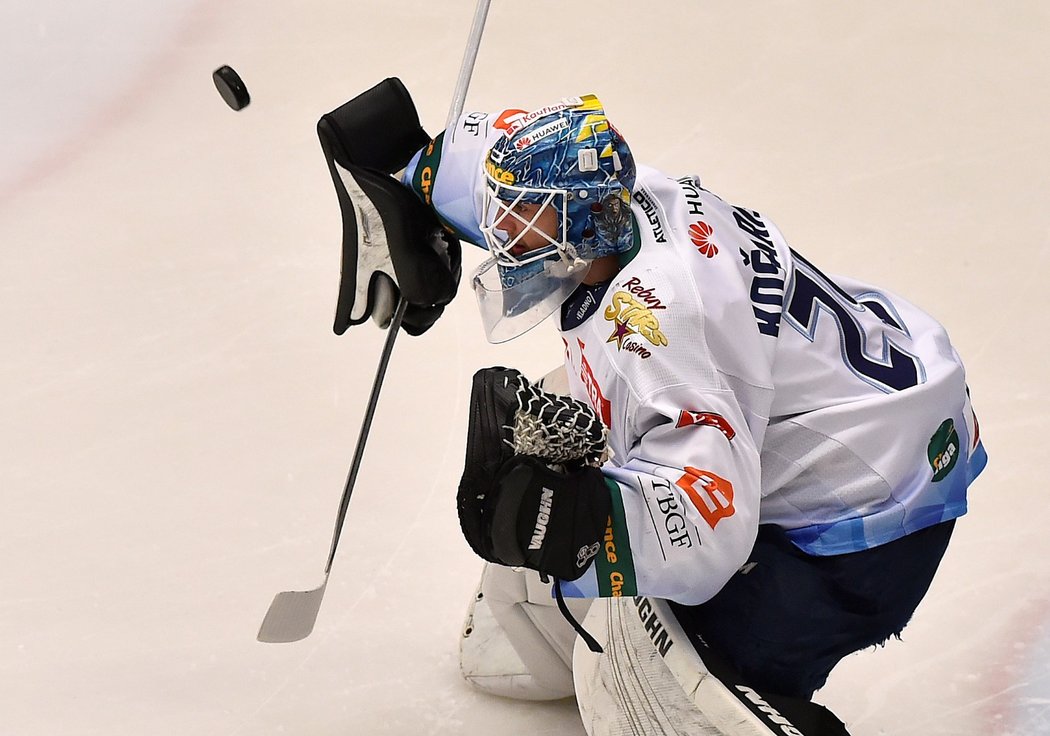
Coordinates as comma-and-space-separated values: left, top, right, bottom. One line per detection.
257, 580, 328, 643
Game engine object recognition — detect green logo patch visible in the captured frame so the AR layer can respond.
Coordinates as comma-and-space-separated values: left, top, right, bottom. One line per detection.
595, 478, 638, 598
927, 418, 960, 482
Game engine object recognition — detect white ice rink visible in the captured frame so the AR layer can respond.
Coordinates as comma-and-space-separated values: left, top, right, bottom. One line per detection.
2, 1, 1048, 734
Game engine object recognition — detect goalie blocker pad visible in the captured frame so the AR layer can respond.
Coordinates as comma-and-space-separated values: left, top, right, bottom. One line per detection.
317, 77, 462, 336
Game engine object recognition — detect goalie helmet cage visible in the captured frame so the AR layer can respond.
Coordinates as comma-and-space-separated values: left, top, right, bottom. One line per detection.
257, 0, 493, 644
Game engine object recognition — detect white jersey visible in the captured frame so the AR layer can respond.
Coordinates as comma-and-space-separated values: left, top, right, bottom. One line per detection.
404, 111, 988, 605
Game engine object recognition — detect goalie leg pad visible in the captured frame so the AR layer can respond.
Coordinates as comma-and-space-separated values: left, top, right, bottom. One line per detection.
460, 563, 592, 700
573, 597, 851, 736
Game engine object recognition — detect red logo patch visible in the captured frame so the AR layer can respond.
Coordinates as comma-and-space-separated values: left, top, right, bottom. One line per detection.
689, 221, 718, 258
493, 108, 528, 133
578, 340, 611, 426
675, 467, 735, 530
675, 410, 736, 441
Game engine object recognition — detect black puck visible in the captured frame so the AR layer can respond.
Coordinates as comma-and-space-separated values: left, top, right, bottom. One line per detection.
213, 65, 250, 111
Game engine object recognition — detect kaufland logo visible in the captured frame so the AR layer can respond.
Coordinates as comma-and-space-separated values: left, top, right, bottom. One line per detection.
501, 99, 582, 137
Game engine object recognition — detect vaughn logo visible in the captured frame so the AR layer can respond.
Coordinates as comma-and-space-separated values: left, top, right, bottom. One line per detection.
529, 488, 555, 550
634, 597, 674, 656
928, 418, 960, 482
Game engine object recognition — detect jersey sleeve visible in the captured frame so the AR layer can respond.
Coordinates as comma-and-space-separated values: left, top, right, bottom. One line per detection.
598, 384, 762, 605
400, 110, 504, 248
559, 384, 761, 605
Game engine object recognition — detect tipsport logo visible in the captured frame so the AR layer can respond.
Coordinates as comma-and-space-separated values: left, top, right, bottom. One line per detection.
577, 339, 612, 426
675, 410, 736, 441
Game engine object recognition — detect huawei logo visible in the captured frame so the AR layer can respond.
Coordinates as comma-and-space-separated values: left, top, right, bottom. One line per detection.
689, 221, 718, 258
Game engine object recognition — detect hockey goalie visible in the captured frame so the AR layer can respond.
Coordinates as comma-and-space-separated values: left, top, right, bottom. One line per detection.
322, 79, 988, 736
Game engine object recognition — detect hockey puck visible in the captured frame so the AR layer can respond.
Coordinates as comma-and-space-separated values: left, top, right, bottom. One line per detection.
213, 65, 250, 110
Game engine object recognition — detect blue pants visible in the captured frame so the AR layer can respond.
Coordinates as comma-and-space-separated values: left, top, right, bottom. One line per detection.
670, 520, 956, 700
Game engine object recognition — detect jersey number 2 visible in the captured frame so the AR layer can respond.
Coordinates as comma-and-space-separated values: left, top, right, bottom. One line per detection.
785, 254, 924, 392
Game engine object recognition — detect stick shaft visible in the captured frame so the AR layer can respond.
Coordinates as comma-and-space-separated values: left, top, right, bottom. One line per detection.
324, 296, 408, 573
325, 0, 492, 570
445, 0, 492, 129
259, 0, 493, 643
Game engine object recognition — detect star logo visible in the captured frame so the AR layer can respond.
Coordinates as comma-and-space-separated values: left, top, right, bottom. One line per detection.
607, 318, 633, 349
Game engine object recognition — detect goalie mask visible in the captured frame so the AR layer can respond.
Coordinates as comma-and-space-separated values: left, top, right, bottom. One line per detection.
473, 95, 636, 343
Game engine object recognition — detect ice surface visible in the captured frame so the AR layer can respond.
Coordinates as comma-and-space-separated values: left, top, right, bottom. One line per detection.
2, 1, 1048, 734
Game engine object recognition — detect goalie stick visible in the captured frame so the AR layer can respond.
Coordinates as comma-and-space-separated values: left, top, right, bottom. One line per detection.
257, 0, 493, 644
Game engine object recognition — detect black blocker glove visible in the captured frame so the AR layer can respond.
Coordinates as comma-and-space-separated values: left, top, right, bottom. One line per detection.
317, 78, 462, 337
485, 455, 611, 581
457, 367, 611, 581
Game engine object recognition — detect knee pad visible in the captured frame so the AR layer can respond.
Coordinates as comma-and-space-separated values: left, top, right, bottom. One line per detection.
459, 563, 593, 701
572, 597, 850, 736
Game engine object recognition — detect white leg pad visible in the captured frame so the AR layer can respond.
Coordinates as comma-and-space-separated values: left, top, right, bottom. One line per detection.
573, 597, 797, 736
460, 563, 592, 701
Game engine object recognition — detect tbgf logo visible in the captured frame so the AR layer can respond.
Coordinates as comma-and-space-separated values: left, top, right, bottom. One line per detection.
689, 221, 718, 258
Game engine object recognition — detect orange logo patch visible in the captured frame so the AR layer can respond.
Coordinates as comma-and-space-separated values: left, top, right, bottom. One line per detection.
675, 467, 735, 530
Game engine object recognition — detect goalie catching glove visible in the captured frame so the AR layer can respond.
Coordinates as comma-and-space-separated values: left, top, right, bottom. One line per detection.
457, 367, 612, 581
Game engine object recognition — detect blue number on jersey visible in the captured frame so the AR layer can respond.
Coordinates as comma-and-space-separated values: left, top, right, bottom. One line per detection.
784, 250, 925, 392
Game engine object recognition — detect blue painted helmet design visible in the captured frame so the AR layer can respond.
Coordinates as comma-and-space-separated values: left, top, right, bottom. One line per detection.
473, 95, 636, 343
